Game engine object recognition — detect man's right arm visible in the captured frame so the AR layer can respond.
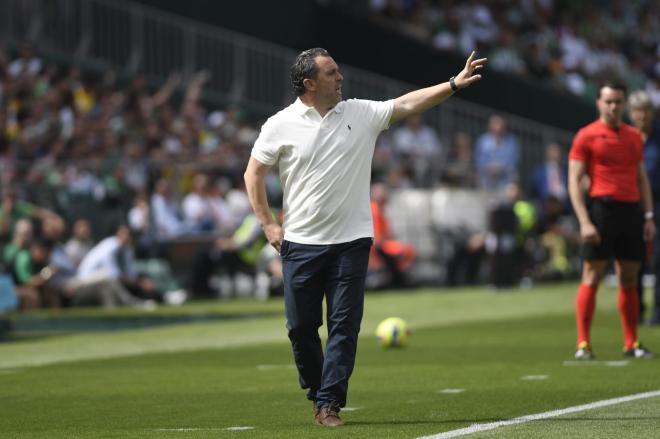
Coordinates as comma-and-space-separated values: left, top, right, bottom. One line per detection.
568, 159, 599, 244
244, 157, 283, 252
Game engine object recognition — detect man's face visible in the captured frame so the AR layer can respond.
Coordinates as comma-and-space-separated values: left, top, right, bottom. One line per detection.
597, 87, 626, 126
310, 56, 343, 107
629, 106, 653, 133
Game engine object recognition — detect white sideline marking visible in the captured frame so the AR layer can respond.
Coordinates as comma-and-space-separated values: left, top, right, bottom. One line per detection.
438, 389, 465, 394
256, 364, 296, 371
155, 428, 218, 432
417, 389, 660, 439
563, 360, 629, 367
342, 407, 361, 411
155, 426, 255, 432
520, 375, 548, 381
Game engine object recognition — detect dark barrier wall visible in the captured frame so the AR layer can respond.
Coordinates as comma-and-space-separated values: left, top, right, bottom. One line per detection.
132, 0, 318, 50
131, 1, 596, 132
315, 6, 596, 132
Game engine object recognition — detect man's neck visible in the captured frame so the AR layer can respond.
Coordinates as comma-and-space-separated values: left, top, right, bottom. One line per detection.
600, 117, 620, 129
300, 95, 333, 118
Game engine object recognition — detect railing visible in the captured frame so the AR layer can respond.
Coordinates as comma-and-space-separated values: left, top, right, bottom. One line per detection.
1, 0, 575, 186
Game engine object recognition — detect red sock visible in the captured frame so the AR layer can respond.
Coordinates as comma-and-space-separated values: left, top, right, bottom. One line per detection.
618, 287, 639, 350
576, 284, 597, 347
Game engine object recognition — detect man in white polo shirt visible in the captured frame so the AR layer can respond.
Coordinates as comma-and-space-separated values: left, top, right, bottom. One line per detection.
244, 47, 486, 426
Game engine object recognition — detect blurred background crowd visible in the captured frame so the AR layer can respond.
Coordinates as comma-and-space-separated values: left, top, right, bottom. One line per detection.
326, 0, 660, 101
0, 0, 659, 313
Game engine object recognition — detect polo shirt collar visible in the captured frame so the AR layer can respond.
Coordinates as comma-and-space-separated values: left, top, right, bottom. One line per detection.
293, 98, 343, 117
293, 98, 314, 116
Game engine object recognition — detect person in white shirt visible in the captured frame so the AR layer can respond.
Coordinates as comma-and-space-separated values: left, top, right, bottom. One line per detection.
182, 173, 216, 232
244, 47, 486, 426
77, 225, 158, 301
151, 178, 187, 239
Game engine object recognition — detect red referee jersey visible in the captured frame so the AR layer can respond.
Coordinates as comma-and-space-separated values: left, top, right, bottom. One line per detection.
569, 119, 644, 202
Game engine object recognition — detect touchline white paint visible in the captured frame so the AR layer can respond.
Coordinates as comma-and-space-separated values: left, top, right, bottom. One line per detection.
417, 390, 660, 439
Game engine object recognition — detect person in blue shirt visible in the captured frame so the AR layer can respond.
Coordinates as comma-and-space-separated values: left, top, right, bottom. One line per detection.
475, 115, 520, 192
629, 90, 660, 325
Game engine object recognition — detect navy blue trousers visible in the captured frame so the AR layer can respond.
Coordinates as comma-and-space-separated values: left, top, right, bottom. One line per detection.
281, 237, 372, 408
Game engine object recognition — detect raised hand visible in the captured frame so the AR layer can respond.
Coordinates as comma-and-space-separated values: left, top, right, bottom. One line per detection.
454, 51, 488, 89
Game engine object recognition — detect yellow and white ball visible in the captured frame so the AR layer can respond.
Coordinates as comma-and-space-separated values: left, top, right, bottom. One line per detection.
375, 317, 411, 348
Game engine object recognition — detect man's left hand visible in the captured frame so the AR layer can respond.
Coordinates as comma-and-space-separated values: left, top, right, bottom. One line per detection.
454, 51, 488, 89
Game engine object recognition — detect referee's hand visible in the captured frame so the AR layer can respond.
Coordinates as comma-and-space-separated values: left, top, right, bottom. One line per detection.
580, 222, 601, 244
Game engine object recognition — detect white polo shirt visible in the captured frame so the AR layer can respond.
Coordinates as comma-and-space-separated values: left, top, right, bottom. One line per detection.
251, 98, 393, 245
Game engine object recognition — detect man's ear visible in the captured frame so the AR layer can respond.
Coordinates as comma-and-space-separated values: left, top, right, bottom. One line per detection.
303, 78, 315, 92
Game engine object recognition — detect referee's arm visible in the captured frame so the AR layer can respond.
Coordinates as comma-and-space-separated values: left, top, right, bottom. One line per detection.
637, 161, 656, 241
568, 159, 600, 244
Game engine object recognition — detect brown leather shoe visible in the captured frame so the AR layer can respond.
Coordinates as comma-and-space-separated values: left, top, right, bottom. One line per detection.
314, 403, 344, 427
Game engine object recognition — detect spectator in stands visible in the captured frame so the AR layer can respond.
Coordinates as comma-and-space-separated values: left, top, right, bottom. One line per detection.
368, 183, 416, 288
64, 219, 93, 268
392, 114, 443, 186
2, 218, 32, 268
128, 191, 157, 257
11, 238, 57, 309
41, 216, 78, 297
208, 177, 236, 235
189, 211, 277, 297
182, 173, 217, 233
475, 115, 520, 192
628, 90, 660, 325
442, 131, 476, 188
534, 195, 575, 281
8, 43, 42, 79
530, 142, 569, 211
0, 188, 61, 240
150, 178, 187, 239
77, 225, 159, 302
485, 182, 536, 288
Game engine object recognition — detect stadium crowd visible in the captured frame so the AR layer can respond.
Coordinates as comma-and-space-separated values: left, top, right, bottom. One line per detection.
0, 29, 658, 312
324, 0, 660, 102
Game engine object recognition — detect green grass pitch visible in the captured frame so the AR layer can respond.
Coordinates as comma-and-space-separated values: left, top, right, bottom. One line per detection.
1, 282, 659, 438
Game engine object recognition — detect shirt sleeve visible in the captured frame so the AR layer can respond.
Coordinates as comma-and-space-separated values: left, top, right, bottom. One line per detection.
14, 250, 34, 285
568, 128, 590, 162
634, 131, 644, 162
349, 99, 394, 133
251, 118, 281, 166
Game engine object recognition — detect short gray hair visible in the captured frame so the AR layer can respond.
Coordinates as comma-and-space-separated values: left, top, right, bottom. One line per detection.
628, 90, 653, 110
290, 48, 331, 96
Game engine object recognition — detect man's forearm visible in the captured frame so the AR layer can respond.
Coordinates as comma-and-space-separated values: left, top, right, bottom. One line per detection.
568, 179, 591, 226
392, 83, 454, 122
244, 168, 274, 228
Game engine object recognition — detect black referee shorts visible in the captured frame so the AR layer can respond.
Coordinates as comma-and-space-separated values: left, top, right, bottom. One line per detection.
582, 197, 644, 262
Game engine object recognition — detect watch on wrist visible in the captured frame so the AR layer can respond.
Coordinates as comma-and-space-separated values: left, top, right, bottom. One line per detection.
644, 211, 654, 220
449, 76, 458, 92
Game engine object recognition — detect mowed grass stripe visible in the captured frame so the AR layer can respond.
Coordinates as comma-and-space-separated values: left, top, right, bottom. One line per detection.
418, 390, 660, 438
0, 282, 619, 368
1, 305, 659, 438
465, 392, 660, 439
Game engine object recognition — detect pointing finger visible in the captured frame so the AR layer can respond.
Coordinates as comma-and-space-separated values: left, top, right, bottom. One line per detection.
465, 50, 476, 67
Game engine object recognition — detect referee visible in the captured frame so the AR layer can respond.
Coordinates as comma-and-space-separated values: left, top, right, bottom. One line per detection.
568, 81, 655, 360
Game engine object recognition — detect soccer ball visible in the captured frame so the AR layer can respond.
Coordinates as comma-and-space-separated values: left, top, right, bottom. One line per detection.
375, 317, 410, 348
